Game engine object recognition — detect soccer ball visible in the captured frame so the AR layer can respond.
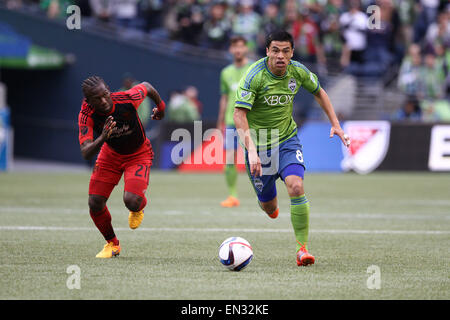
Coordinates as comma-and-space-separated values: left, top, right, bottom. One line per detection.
218, 237, 253, 271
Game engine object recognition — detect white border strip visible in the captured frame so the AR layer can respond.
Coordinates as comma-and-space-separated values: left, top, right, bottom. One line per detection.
0, 226, 448, 235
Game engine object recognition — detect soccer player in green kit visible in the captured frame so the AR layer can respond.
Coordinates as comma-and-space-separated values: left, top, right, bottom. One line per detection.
217, 36, 253, 208
234, 30, 351, 266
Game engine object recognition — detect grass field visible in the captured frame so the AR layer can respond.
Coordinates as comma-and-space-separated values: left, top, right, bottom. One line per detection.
0, 171, 449, 300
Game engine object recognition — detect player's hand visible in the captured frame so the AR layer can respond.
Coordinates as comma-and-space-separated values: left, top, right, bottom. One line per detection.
101, 116, 116, 140
151, 107, 164, 120
330, 126, 350, 148
248, 150, 262, 177
152, 100, 166, 120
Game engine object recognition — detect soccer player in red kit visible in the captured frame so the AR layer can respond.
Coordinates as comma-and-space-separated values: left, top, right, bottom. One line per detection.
78, 76, 165, 258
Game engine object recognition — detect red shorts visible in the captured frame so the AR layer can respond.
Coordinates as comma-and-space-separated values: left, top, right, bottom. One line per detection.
89, 138, 154, 199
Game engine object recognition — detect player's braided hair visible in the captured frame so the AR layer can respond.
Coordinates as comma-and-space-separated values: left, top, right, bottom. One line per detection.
82, 76, 106, 98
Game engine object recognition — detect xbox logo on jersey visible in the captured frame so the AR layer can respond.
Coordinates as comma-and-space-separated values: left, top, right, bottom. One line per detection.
263, 95, 294, 106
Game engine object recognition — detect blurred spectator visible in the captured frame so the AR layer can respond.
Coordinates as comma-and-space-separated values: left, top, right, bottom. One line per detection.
424, 11, 450, 54
394, 97, 422, 121
364, 0, 400, 71
413, 0, 440, 43
113, 0, 139, 29
300, 0, 325, 23
398, 47, 446, 118
395, 0, 416, 45
40, 0, 74, 19
257, 1, 282, 56
339, 0, 368, 70
163, 2, 181, 36
231, 0, 261, 53
420, 51, 445, 100
173, 0, 204, 45
184, 85, 203, 115
421, 0, 440, 25
200, 1, 231, 50
119, 73, 151, 129
421, 99, 450, 122
281, 0, 298, 30
138, 0, 165, 32
443, 45, 450, 98
397, 43, 423, 98
320, 0, 345, 63
166, 89, 200, 123
290, 5, 326, 65
89, 0, 114, 23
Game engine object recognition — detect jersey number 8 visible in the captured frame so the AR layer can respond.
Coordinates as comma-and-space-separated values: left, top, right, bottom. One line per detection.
296, 150, 304, 163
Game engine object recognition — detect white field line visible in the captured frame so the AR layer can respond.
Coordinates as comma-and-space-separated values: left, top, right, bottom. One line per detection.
0, 207, 448, 220
3, 198, 450, 206
320, 199, 450, 206
0, 225, 448, 235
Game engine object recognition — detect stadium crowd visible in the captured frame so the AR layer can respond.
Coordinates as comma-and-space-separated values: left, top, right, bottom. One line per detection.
3, 0, 450, 121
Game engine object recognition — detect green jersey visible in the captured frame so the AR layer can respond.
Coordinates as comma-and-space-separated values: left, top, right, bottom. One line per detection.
220, 61, 253, 126
235, 57, 320, 148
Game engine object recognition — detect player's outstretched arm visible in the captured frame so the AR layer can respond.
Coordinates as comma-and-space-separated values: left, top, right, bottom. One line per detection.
80, 116, 116, 160
141, 82, 165, 120
313, 88, 350, 148
233, 107, 262, 177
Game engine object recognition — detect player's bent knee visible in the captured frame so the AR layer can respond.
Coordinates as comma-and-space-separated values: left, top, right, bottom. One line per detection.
285, 178, 304, 197
88, 195, 107, 212
290, 183, 304, 197
289, 184, 305, 197
123, 192, 144, 212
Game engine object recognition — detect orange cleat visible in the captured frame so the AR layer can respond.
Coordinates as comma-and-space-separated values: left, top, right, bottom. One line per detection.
220, 196, 240, 208
95, 241, 121, 258
296, 244, 315, 266
267, 208, 279, 219
128, 210, 144, 229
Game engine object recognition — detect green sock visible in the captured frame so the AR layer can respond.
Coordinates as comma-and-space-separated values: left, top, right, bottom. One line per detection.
290, 194, 310, 252
225, 164, 238, 198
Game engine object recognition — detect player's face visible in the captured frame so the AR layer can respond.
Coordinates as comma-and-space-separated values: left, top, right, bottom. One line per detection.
229, 41, 248, 62
266, 41, 293, 75
86, 83, 113, 114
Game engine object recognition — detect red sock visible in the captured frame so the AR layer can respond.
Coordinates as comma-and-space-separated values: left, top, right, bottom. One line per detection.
89, 206, 119, 245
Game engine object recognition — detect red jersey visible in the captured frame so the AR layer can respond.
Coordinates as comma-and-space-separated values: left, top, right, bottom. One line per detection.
292, 19, 319, 56
78, 84, 148, 155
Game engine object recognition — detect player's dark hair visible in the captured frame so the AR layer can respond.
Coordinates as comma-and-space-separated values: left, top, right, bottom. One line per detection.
265, 30, 294, 49
230, 35, 247, 45
82, 76, 106, 98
